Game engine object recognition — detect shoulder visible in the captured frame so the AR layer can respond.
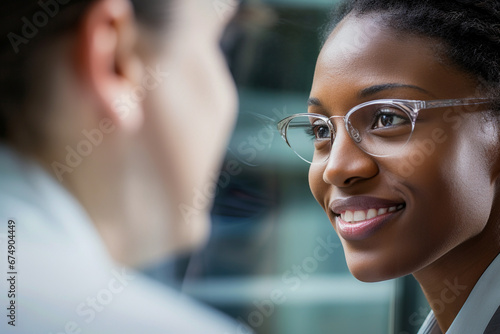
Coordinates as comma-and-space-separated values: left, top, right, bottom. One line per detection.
0, 146, 244, 334
89, 273, 242, 334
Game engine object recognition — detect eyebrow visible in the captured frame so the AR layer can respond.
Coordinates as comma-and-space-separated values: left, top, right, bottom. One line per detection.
307, 83, 431, 107
307, 97, 322, 106
359, 83, 430, 98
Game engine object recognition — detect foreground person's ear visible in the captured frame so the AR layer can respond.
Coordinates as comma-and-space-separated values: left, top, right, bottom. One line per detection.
76, 0, 144, 132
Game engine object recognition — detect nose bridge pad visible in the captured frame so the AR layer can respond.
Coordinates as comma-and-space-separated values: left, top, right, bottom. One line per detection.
347, 120, 362, 143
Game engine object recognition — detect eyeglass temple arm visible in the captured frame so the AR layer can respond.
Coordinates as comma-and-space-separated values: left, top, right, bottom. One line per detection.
421, 98, 491, 110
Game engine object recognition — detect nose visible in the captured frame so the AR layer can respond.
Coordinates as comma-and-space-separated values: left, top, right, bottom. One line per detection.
322, 126, 378, 188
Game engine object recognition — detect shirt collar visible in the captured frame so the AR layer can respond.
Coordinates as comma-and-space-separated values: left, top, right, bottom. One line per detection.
418, 253, 500, 334
448, 252, 500, 333
417, 311, 441, 334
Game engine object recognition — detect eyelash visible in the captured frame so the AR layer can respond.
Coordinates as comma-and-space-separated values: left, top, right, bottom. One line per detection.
305, 123, 330, 139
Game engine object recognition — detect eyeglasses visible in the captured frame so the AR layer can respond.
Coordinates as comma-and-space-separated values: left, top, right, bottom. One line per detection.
277, 98, 491, 164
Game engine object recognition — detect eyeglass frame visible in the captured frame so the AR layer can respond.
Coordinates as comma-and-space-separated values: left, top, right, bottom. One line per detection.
277, 98, 492, 164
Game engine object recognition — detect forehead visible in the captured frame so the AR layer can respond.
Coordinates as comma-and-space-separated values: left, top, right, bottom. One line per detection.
312, 14, 477, 102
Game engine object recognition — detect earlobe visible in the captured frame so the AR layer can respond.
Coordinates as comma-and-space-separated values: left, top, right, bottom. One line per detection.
75, 0, 144, 132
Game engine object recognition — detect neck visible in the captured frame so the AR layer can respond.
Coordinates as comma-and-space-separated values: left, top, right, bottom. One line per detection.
39, 134, 178, 267
413, 221, 500, 332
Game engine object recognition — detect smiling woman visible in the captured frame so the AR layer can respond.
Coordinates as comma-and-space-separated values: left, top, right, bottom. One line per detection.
278, 1, 500, 333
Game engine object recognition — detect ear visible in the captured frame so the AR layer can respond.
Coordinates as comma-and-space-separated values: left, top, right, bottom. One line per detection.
75, 0, 144, 132
488, 118, 500, 187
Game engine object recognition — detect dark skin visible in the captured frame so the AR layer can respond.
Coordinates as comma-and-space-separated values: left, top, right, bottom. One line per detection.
308, 14, 500, 332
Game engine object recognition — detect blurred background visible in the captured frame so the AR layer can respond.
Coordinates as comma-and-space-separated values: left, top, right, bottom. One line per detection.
144, 0, 429, 333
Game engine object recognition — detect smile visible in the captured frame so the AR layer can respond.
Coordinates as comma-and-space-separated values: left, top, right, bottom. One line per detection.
340, 204, 405, 223
329, 196, 407, 240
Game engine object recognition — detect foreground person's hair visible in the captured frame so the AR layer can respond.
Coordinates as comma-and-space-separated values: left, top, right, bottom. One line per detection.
0, 0, 170, 146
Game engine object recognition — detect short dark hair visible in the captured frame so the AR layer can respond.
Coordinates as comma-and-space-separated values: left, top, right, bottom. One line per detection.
0, 0, 170, 146
322, 0, 500, 109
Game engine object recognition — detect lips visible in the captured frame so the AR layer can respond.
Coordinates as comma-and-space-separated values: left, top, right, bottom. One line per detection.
330, 196, 406, 240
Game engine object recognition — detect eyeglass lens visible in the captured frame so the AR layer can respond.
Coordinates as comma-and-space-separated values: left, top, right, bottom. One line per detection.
284, 103, 414, 163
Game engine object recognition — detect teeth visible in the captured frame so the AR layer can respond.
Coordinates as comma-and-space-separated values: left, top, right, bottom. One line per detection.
353, 211, 366, 222
340, 205, 404, 223
367, 209, 377, 219
378, 208, 388, 215
344, 210, 354, 222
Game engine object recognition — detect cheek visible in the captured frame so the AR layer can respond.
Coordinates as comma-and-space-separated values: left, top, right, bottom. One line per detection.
308, 164, 328, 209
395, 132, 494, 253
433, 145, 492, 233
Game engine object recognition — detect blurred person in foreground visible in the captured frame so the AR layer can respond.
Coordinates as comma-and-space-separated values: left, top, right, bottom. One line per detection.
0, 0, 242, 333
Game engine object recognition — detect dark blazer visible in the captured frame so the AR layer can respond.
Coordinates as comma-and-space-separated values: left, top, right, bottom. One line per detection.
484, 306, 500, 334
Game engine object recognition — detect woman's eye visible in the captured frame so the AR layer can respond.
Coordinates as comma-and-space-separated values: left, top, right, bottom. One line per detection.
305, 122, 330, 140
312, 124, 330, 139
305, 120, 330, 140
373, 108, 408, 128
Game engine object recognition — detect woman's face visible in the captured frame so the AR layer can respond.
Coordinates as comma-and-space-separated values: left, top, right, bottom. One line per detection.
308, 14, 499, 281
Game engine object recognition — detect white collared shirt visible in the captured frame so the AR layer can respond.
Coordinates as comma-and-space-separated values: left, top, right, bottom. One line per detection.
418, 253, 500, 334
0, 145, 242, 334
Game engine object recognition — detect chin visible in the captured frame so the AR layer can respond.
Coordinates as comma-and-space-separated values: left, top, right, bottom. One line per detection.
348, 266, 392, 283
345, 251, 415, 283
174, 214, 212, 254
